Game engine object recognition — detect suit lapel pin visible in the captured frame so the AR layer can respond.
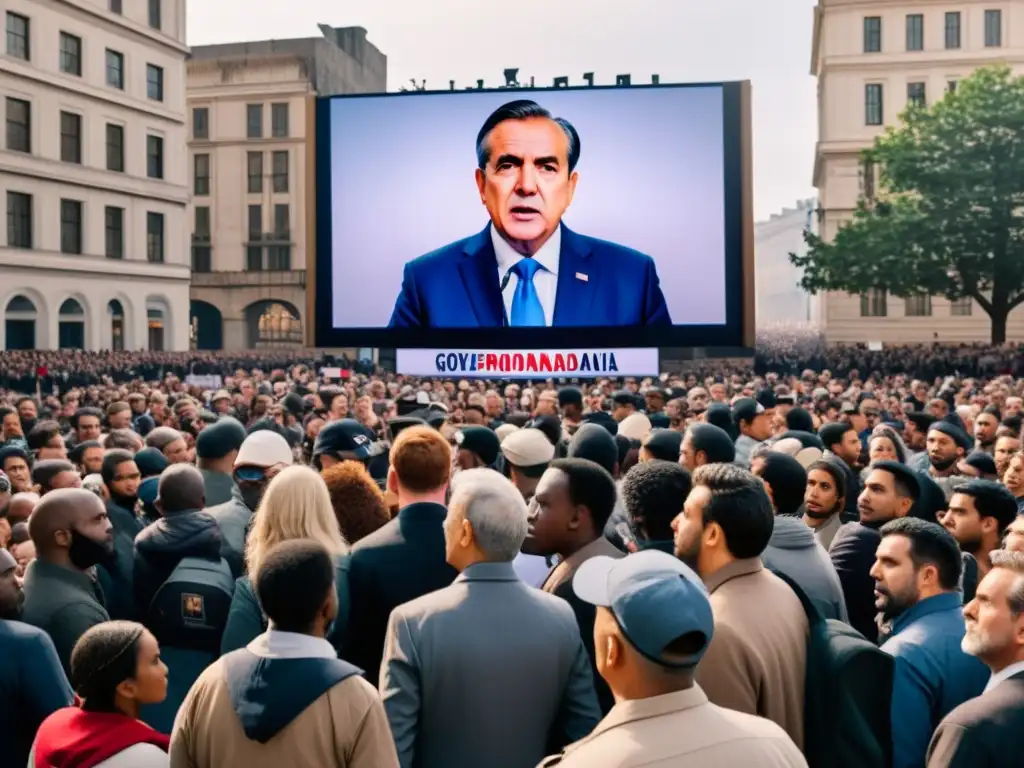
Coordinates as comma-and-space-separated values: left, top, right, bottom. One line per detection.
575, 272, 589, 282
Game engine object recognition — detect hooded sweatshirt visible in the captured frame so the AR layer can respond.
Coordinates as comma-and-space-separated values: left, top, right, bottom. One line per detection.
762, 516, 849, 623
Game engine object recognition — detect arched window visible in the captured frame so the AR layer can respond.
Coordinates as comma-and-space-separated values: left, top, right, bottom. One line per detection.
108, 300, 125, 351
4, 294, 37, 350
58, 298, 86, 349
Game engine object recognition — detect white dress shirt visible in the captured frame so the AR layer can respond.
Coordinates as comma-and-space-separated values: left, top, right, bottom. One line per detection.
983, 659, 1024, 693
247, 629, 337, 660
491, 223, 561, 326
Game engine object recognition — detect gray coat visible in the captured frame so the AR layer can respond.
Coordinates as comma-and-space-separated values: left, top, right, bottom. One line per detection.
762, 516, 849, 623
379, 561, 600, 768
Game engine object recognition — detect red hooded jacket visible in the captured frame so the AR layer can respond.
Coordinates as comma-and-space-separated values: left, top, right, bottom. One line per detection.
33, 708, 170, 768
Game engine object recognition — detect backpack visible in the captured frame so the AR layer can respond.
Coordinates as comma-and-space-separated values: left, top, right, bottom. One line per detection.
773, 570, 894, 768
148, 556, 236, 654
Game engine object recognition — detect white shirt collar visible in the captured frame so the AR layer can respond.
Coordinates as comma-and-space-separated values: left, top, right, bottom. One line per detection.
246, 629, 337, 661
984, 659, 1024, 693
491, 223, 561, 278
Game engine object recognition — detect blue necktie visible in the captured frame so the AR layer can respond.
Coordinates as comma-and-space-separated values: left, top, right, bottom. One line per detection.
509, 258, 545, 326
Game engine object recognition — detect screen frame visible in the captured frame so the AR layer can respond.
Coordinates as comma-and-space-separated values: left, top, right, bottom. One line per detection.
311, 80, 753, 349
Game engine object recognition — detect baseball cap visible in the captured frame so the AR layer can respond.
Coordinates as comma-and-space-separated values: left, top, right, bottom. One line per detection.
455, 426, 501, 466
731, 397, 765, 425
235, 430, 294, 469
573, 550, 714, 668
314, 419, 385, 461
501, 428, 555, 468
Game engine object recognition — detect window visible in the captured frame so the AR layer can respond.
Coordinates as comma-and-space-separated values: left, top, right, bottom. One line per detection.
146, 64, 164, 101
950, 297, 972, 316
985, 10, 1002, 47
904, 295, 932, 317
906, 14, 923, 51
864, 17, 882, 53
6, 192, 32, 249
947, 80, 958, 94
60, 199, 83, 254
106, 123, 124, 172
907, 82, 926, 107
865, 84, 884, 126
192, 107, 208, 139
192, 206, 211, 272
273, 204, 290, 237
148, 0, 161, 30
194, 205, 211, 237
146, 212, 164, 262
6, 12, 29, 61
945, 12, 961, 49
268, 245, 291, 271
59, 32, 82, 76
246, 104, 263, 138
147, 135, 164, 179
246, 246, 263, 271
860, 289, 887, 317
106, 49, 124, 89
194, 154, 210, 196
247, 152, 263, 193
6, 98, 30, 153
861, 157, 876, 202
105, 206, 123, 259
271, 103, 289, 137
109, 0, 122, 13
60, 111, 82, 164
272, 151, 289, 192
247, 204, 262, 239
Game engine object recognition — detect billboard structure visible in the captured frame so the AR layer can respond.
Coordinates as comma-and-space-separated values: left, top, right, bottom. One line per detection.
310, 81, 754, 377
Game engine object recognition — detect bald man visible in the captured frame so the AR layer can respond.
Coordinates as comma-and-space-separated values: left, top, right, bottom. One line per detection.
20, 488, 112, 673
133, 464, 222, 617
7, 492, 39, 526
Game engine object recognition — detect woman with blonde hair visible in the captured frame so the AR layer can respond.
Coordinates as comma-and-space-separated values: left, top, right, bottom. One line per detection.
220, 465, 350, 654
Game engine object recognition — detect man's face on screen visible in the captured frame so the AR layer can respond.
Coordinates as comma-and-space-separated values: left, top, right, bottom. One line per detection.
476, 117, 578, 256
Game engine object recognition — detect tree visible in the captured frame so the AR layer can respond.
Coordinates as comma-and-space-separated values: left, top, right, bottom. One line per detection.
791, 65, 1024, 343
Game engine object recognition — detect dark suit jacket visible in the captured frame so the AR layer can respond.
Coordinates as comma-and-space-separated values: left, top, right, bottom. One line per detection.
926, 672, 1024, 767
0, 620, 74, 767
829, 520, 884, 643
342, 502, 458, 687
388, 224, 672, 328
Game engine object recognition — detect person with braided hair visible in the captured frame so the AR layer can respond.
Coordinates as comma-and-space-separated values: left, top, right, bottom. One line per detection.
29, 620, 171, 767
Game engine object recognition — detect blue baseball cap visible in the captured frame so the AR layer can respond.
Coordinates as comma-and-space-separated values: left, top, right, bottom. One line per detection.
573, 550, 714, 668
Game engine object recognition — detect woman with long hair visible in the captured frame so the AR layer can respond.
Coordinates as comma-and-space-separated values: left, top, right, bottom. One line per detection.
30, 621, 170, 767
321, 460, 390, 544
219, 465, 350, 655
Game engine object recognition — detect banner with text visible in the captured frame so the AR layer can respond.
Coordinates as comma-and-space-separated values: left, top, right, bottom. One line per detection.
396, 348, 659, 379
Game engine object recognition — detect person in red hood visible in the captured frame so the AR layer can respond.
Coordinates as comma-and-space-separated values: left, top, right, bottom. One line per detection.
30, 620, 170, 768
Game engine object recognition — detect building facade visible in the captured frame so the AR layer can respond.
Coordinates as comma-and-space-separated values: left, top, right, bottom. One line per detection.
1, 0, 190, 351
755, 199, 816, 326
186, 25, 386, 350
811, 0, 1024, 343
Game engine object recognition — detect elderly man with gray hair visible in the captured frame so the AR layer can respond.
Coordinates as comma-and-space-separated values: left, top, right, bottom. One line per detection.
379, 468, 600, 768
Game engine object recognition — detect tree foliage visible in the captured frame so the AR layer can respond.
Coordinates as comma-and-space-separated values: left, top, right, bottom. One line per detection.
791, 66, 1024, 342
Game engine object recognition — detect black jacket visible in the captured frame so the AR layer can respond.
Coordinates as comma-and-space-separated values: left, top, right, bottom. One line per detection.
927, 672, 1024, 767
133, 509, 222, 618
343, 502, 457, 687
828, 520, 883, 643
97, 501, 144, 622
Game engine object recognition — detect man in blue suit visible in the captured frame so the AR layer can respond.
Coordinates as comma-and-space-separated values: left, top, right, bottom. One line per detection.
388, 99, 672, 328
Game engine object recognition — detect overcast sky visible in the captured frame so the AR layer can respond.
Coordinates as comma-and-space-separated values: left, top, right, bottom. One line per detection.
186, 0, 818, 221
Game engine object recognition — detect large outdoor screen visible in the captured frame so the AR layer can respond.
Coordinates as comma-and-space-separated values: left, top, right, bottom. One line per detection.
312, 81, 751, 356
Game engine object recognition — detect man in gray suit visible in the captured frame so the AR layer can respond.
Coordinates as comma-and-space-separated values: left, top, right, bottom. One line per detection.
379, 468, 601, 768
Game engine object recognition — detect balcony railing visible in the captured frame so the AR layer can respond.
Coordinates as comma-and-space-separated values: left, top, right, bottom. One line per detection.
190, 269, 306, 287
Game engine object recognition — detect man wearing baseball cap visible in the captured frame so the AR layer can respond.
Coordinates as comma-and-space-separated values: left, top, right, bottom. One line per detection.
732, 394, 773, 469
206, 430, 293, 577
538, 550, 806, 767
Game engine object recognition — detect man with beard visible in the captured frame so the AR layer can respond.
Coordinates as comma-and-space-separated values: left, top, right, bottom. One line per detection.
802, 459, 847, 550
671, 463, 808, 750
20, 488, 114, 674
939, 480, 1018, 578
973, 406, 1001, 456
904, 412, 936, 472
0, 548, 74, 767
870, 518, 988, 768
98, 449, 144, 620
830, 461, 918, 644
927, 551, 1024, 767
926, 421, 971, 481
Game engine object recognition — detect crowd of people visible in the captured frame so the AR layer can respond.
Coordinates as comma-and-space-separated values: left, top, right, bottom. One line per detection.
1, 338, 1024, 767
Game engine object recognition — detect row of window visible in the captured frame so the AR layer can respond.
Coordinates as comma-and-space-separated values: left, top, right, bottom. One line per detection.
191, 103, 291, 141
860, 290, 972, 317
6, 191, 165, 262
6, 13, 166, 101
109, 0, 163, 30
863, 9, 1002, 53
190, 151, 290, 196
863, 80, 958, 126
190, 204, 292, 273
5, 98, 167, 180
